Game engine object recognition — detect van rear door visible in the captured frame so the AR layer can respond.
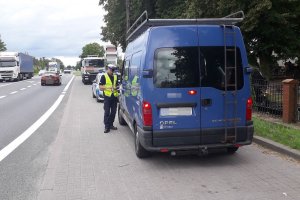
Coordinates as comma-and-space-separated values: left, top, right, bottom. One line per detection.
151, 46, 201, 147
198, 26, 246, 145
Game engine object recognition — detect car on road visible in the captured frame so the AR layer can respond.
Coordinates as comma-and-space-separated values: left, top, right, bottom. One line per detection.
41, 71, 62, 86
92, 72, 104, 102
64, 69, 72, 74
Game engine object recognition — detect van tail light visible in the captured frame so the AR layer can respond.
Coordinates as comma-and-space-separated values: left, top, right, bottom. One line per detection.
246, 97, 253, 121
142, 101, 152, 126
188, 90, 197, 95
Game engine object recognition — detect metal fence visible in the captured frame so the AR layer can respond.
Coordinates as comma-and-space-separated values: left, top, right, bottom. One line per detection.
251, 80, 283, 118
297, 86, 300, 121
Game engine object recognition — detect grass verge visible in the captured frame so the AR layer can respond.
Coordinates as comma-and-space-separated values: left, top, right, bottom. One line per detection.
253, 116, 300, 150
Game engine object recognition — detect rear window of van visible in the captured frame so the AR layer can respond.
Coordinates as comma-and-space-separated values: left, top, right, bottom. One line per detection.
154, 47, 200, 88
154, 46, 244, 90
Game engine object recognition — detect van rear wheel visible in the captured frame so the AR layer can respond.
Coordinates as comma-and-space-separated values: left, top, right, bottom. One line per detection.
227, 147, 239, 154
135, 126, 150, 158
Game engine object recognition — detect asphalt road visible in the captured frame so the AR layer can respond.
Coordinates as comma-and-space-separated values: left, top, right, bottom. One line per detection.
0, 74, 73, 200
0, 76, 300, 200
0, 75, 72, 150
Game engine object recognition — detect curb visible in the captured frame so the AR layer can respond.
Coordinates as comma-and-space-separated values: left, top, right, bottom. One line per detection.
253, 135, 300, 161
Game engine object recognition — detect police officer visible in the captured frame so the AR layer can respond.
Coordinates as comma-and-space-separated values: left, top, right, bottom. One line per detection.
99, 64, 119, 133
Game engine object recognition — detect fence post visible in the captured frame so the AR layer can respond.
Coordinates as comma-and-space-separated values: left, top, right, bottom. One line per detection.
282, 79, 299, 123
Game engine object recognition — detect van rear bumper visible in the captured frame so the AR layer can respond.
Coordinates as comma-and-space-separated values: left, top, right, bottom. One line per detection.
137, 125, 254, 152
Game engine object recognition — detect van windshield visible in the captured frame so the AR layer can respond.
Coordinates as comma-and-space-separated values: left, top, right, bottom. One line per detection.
154, 46, 244, 90
86, 59, 105, 68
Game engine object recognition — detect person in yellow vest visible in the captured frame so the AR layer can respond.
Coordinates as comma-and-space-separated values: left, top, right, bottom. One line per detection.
99, 64, 119, 133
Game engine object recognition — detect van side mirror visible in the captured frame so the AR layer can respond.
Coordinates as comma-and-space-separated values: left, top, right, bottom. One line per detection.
142, 69, 153, 78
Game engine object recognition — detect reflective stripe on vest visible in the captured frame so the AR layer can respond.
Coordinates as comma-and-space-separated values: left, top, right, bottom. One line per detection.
104, 73, 118, 97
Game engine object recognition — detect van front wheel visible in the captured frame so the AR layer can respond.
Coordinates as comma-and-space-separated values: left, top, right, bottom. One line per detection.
135, 126, 150, 158
118, 106, 127, 126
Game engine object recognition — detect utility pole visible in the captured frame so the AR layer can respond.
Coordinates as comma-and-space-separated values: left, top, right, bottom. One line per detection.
125, 0, 130, 31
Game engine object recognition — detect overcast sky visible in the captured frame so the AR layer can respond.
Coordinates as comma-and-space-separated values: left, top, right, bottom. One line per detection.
0, 0, 107, 66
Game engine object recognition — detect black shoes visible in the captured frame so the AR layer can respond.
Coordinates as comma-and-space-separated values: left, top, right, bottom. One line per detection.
104, 126, 117, 133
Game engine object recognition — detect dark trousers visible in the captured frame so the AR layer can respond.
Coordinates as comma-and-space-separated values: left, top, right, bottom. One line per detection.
103, 96, 118, 129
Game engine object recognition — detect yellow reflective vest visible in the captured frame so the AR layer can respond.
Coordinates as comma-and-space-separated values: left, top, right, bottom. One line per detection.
104, 73, 119, 97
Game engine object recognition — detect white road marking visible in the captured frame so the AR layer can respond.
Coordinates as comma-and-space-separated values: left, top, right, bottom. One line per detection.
27, 85, 32, 88
10, 91, 18, 94
0, 95, 6, 99
20, 88, 26, 91
63, 76, 75, 92
0, 83, 13, 88
33, 84, 37, 86
0, 76, 75, 162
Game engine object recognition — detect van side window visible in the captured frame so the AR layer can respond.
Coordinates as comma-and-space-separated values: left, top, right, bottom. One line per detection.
200, 46, 244, 90
154, 47, 200, 88
130, 52, 141, 81
123, 60, 130, 81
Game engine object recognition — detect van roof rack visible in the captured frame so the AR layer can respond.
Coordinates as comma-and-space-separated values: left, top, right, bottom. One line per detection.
126, 11, 244, 42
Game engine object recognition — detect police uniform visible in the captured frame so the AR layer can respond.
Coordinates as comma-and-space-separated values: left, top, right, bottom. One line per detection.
100, 69, 119, 133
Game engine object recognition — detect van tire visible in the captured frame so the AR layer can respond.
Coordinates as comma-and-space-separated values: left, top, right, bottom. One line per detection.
135, 125, 150, 158
227, 147, 239, 154
118, 106, 127, 126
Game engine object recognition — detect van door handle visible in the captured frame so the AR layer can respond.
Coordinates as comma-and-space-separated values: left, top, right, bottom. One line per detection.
201, 99, 212, 107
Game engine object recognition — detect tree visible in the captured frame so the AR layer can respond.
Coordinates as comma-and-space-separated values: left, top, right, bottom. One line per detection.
99, 0, 156, 50
53, 58, 65, 69
99, 0, 300, 78
75, 61, 81, 71
0, 35, 7, 51
100, 0, 127, 50
216, 0, 300, 78
33, 57, 49, 70
79, 42, 105, 58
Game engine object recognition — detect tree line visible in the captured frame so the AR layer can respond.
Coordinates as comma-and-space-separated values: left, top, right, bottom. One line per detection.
99, 0, 300, 78
0, 36, 6, 51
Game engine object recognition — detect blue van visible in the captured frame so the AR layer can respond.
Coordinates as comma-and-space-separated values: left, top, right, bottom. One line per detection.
118, 11, 254, 158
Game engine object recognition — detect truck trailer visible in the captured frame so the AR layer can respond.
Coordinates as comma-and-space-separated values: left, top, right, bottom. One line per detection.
0, 52, 34, 81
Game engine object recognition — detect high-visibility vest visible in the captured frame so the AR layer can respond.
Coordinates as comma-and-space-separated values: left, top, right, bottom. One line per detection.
104, 73, 119, 97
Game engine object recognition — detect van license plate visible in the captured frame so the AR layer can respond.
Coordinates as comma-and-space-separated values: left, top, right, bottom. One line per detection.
160, 107, 192, 116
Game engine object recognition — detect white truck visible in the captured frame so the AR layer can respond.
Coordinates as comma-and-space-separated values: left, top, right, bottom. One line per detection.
48, 61, 60, 73
81, 55, 105, 84
0, 52, 34, 81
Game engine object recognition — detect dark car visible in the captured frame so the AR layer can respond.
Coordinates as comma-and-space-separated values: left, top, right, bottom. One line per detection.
41, 71, 61, 86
